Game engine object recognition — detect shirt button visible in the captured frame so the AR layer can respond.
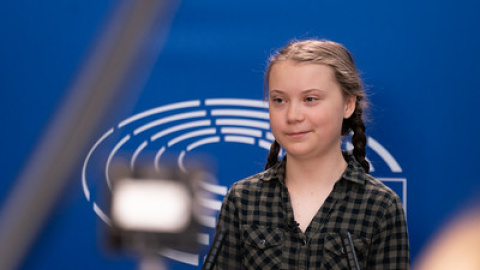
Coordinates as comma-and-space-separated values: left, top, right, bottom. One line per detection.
302, 239, 307, 245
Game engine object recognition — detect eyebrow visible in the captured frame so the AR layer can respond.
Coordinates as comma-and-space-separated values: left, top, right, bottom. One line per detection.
269, 88, 326, 94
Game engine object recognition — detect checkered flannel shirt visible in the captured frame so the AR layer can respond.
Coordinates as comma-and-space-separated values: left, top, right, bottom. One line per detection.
204, 155, 410, 270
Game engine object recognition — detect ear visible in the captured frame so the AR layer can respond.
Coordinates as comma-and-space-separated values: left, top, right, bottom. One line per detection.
343, 96, 356, 119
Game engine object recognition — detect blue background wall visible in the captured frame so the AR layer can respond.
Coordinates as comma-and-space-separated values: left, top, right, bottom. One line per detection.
1, 0, 480, 269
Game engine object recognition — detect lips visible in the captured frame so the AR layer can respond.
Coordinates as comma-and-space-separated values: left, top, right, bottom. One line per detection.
286, 131, 310, 138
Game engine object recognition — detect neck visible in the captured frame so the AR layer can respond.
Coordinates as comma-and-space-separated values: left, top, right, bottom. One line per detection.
285, 149, 347, 189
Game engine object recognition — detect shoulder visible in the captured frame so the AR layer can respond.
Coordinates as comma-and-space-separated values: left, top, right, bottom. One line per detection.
229, 169, 275, 193
226, 162, 283, 199
343, 154, 403, 210
343, 173, 407, 237
363, 174, 402, 206
357, 174, 406, 224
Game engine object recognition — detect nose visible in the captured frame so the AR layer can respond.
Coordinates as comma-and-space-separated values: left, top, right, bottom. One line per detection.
286, 102, 304, 123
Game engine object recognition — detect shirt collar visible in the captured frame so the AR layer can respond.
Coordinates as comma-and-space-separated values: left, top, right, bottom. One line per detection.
261, 159, 286, 184
341, 154, 367, 185
261, 154, 366, 185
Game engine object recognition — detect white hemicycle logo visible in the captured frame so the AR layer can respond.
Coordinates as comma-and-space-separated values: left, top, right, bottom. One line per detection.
82, 98, 407, 267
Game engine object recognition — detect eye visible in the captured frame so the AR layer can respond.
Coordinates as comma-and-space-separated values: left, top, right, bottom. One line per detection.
305, 96, 318, 102
271, 97, 284, 104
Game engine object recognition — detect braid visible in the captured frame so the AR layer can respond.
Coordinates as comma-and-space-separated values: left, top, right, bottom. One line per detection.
349, 104, 370, 173
265, 140, 281, 169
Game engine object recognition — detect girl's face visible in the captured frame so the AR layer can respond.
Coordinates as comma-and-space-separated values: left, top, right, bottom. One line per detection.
268, 60, 356, 160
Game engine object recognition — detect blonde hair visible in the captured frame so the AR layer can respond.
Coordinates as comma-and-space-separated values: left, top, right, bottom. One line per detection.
265, 39, 370, 172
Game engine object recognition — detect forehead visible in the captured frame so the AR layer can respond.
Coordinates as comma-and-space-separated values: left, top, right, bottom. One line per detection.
268, 60, 339, 91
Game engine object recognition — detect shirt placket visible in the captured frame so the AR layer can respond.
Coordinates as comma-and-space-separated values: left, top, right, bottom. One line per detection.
297, 232, 308, 270
281, 183, 310, 269
308, 183, 349, 267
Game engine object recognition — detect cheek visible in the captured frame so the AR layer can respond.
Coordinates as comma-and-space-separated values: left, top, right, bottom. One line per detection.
269, 111, 282, 137
312, 107, 345, 130
269, 109, 281, 123
269, 115, 280, 134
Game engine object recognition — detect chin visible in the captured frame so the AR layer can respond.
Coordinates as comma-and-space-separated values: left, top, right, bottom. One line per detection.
283, 147, 313, 159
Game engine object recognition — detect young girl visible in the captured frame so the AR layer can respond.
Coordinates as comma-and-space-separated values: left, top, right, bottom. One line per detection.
203, 39, 410, 269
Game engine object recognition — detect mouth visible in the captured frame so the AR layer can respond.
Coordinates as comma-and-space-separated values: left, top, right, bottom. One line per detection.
286, 131, 310, 138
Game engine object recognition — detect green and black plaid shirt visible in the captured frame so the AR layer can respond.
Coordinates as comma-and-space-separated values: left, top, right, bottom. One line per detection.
207, 155, 410, 269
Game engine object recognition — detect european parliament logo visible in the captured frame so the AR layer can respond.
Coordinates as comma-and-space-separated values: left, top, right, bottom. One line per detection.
82, 98, 407, 268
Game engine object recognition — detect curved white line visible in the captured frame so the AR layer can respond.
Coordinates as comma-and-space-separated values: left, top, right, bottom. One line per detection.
211, 109, 269, 120
134, 111, 207, 135
168, 128, 216, 147
159, 248, 199, 266
151, 120, 211, 141
198, 233, 210, 245
344, 141, 354, 151
265, 132, 275, 141
93, 203, 111, 226
224, 136, 255, 145
199, 182, 228, 195
199, 198, 223, 211
221, 127, 262, 137
367, 137, 402, 172
82, 128, 114, 201
197, 215, 217, 228
154, 146, 166, 172
258, 139, 273, 150
187, 136, 220, 151
216, 119, 270, 129
191, 171, 217, 185
130, 140, 148, 170
118, 100, 201, 128
105, 135, 131, 190
205, 98, 268, 108
366, 157, 375, 172
178, 150, 187, 173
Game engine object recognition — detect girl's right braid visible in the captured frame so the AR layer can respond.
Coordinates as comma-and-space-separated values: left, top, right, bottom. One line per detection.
265, 140, 280, 169
350, 105, 370, 173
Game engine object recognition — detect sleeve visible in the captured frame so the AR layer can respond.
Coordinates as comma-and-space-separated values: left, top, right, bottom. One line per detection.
203, 184, 243, 270
368, 195, 410, 269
